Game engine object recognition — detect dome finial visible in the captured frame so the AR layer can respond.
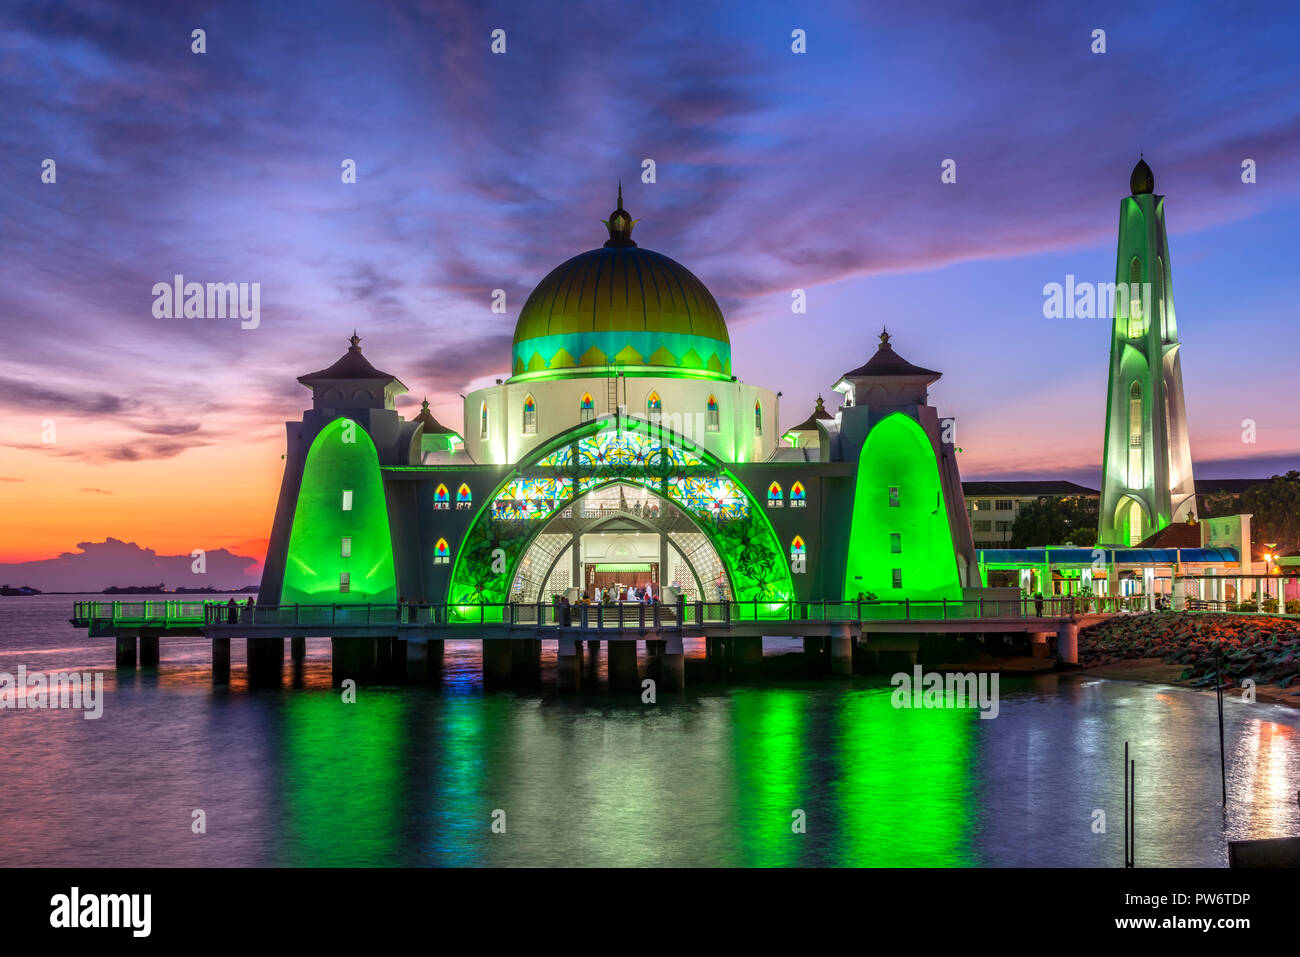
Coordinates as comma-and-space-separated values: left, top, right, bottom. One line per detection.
601, 181, 639, 248
1130, 155, 1154, 195
349, 330, 361, 351
879, 327, 892, 349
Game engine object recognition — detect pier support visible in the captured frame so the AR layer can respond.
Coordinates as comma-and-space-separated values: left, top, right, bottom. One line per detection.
586, 639, 600, 659
212, 637, 230, 685
405, 640, 429, 683
332, 637, 377, 687
139, 633, 159, 668
831, 625, 853, 676
247, 637, 284, 688
1057, 620, 1079, 665
511, 638, 541, 683
608, 640, 638, 688
115, 632, 137, 669
731, 636, 763, 673
427, 639, 444, 676
482, 639, 512, 685
660, 635, 685, 691
557, 636, 582, 691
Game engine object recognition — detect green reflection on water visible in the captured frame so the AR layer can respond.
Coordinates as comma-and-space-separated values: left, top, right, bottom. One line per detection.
731, 689, 808, 866
281, 692, 408, 866
834, 687, 975, 866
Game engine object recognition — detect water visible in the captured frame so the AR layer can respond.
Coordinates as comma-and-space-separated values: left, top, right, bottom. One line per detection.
1, 593, 1297, 866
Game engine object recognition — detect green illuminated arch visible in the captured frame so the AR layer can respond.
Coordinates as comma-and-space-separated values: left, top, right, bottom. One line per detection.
282, 417, 397, 604
843, 412, 961, 601
449, 417, 793, 620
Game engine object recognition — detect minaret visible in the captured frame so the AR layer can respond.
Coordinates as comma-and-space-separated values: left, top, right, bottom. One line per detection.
1098, 158, 1197, 545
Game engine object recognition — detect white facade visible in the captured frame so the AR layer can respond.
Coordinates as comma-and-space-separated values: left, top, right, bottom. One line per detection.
463, 373, 779, 465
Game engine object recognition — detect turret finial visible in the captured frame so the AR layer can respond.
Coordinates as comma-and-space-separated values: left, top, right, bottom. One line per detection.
602, 181, 639, 248
349, 330, 361, 351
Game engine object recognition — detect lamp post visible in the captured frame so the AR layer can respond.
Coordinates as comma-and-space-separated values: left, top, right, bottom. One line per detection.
1263, 543, 1277, 607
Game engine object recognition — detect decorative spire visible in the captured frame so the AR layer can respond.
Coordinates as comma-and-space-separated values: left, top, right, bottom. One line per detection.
421, 397, 430, 412
878, 327, 892, 349
815, 395, 826, 412
1130, 155, 1154, 195
349, 330, 362, 351
601, 181, 639, 248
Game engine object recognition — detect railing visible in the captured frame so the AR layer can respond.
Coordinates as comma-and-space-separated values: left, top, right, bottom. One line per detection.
71, 599, 222, 624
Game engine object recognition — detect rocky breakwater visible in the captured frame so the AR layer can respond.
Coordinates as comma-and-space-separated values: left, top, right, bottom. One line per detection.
1080, 613, 1300, 695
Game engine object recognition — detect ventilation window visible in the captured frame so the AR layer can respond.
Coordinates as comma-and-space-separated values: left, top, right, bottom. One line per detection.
340, 537, 352, 558
339, 571, 350, 593
341, 489, 353, 511
890, 533, 901, 554
891, 568, 903, 589
888, 486, 899, 507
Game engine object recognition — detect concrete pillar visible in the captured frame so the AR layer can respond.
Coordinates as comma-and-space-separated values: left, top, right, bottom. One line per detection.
732, 636, 763, 673
291, 636, 306, 666
331, 637, 377, 686
586, 639, 600, 658
426, 639, 444, 675
482, 639, 512, 684
115, 632, 138, 669
557, 636, 581, 691
660, 634, 685, 691
830, 624, 853, 676
608, 640, 638, 688
139, 633, 159, 668
212, 637, 230, 685
1030, 631, 1051, 658
406, 640, 428, 682
644, 638, 664, 660
1057, 620, 1079, 664
247, 637, 284, 687
511, 638, 541, 682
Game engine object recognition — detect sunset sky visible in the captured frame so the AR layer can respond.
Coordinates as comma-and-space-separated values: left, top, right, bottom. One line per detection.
2, 0, 1298, 577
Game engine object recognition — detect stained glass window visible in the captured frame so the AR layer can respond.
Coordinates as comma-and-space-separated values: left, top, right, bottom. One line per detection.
480, 401, 488, 439
434, 483, 450, 510
456, 483, 472, 509
790, 480, 806, 508
647, 391, 662, 416
580, 392, 595, 423
754, 400, 762, 436
706, 394, 719, 432
767, 481, 783, 508
434, 538, 450, 565
523, 394, 537, 434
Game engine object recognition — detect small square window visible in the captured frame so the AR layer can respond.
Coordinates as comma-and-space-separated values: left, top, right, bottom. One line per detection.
339, 571, 350, 593
341, 537, 352, 558
888, 486, 900, 507
890, 533, 901, 554
341, 489, 353, 511
891, 568, 902, 589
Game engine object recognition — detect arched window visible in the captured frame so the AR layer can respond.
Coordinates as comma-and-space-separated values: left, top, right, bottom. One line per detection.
480, 401, 488, 439
523, 394, 537, 434
1128, 381, 1143, 488
767, 481, 783, 508
434, 483, 450, 510
1127, 256, 1144, 338
580, 392, 595, 424
790, 480, 806, 508
434, 538, 450, 565
754, 400, 763, 436
790, 535, 806, 573
647, 391, 662, 416
456, 483, 472, 510
706, 394, 720, 432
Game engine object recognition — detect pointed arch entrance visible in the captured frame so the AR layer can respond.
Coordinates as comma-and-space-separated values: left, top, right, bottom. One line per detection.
447, 416, 793, 620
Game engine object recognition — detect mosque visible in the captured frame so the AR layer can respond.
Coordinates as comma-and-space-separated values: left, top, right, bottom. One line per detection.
255, 162, 1255, 618
256, 188, 976, 616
